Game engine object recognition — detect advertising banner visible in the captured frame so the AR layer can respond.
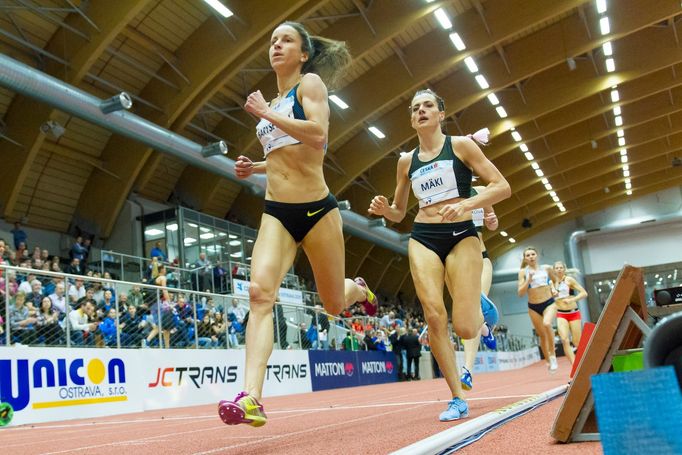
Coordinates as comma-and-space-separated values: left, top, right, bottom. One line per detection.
496, 348, 541, 371
0, 347, 143, 426
142, 349, 311, 410
308, 350, 398, 391
232, 279, 303, 304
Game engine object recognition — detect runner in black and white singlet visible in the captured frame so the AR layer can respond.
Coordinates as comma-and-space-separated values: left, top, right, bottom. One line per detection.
518, 247, 559, 372
368, 89, 510, 422
552, 261, 588, 365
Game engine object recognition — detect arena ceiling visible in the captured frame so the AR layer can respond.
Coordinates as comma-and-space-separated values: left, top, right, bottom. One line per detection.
0, 0, 681, 300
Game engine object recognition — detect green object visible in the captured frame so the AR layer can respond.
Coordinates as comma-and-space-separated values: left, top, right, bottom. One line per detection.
0, 402, 13, 427
612, 350, 644, 372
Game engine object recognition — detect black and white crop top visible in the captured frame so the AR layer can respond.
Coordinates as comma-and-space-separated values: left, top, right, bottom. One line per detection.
556, 278, 571, 299
256, 84, 307, 156
408, 136, 472, 208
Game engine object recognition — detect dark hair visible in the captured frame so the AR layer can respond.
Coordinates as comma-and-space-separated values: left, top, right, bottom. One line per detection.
280, 21, 351, 90
411, 88, 446, 132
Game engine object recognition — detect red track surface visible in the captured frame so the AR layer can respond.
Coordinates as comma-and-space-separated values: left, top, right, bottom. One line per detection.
1, 358, 601, 454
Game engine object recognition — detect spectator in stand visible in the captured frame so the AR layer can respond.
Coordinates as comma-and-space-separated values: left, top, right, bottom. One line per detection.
70, 236, 87, 262
197, 313, 217, 348
390, 327, 407, 380
342, 330, 360, 351
194, 252, 212, 291
128, 285, 146, 311
11, 221, 28, 250
49, 281, 67, 318
212, 312, 227, 348
404, 328, 422, 381
173, 294, 194, 347
26, 279, 44, 309
51, 259, 61, 273
351, 318, 364, 335
18, 271, 35, 295
117, 293, 128, 313
9, 292, 37, 345
298, 323, 312, 350
68, 299, 97, 346
120, 305, 145, 347
310, 305, 330, 350
40, 248, 50, 263
34, 296, 63, 345
81, 237, 91, 270
363, 329, 377, 351
99, 289, 116, 316
379, 311, 396, 328
273, 303, 288, 349
150, 241, 167, 262
373, 328, 389, 352
68, 278, 86, 305
99, 308, 118, 347
64, 257, 83, 275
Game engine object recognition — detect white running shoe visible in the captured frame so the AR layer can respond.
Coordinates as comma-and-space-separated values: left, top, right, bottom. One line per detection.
549, 355, 558, 372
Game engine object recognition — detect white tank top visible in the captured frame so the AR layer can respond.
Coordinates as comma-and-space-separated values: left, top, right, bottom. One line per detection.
256, 87, 303, 156
527, 267, 550, 289
556, 278, 570, 299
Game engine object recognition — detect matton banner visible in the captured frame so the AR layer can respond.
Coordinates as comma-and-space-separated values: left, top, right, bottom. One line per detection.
308, 350, 398, 391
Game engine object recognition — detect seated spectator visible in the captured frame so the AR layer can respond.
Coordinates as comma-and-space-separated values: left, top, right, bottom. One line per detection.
212, 312, 227, 348
311, 305, 330, 351
11, 221, 27, 250
363, 330, 377, 351
150, 241, 167, 262
48, 282, 67, 317
117, 293, 129, 312
99, 289, 116, 316
9, 293, 37, 345
127, 285, 146, 311
51, 260, 61, 273
227, 298, 247, 325
18, 272, 36, 295
380, 311, 396, 328
31, 246, 41, 263
35, 296, 63, 345
298, 322, 312, 350
351, 318, 364, 335
64, 258, 83, 275
68, 299, 98, 346
120, 305, 146, 347
99, 308, 118, 347
68, 278, 87, 306
40, 248, 50, 263
197, 313, 217, 348
26, 279, 44, 310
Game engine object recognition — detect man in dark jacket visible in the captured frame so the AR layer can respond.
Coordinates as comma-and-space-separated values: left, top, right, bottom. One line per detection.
403, 328, 422, 380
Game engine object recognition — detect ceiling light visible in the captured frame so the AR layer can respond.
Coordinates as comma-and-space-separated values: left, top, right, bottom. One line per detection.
434, 8, 452, 29
524, 152, 534, 161
230, 252, 243, 258
558, 204, 567, 212
535, 169, 544, 177
247, 239, 254, 243
184, 237, 197, 244
496, 106, 507, 117
626, 190, 632, 195
544, 183, 553, 190
620, 148, 627, 156
228, 234, 238, 239
229, 240, 241, 246
509, 237, 516, 243
200, 233, 215, 240
100, 92, 133, 114
520, 143, 529, 152
166, 223, 178, 231
188, 223, 198, 228
511, 131, 522, 141
614, 116, 622, 126
617, 128, 624, 137
623, 170, 630, 177
596, 0, 607, 14
476, 75, 490, 89
449, 33, 466, 51
203, 0, 233, 17
625, 178, 631, 185
487, 93, 500, 105
464, 57, 478, 73
218, 232, 227, 236
531, 162, 540, 170
605, 58, 615, 73
549, 191, 557, 197
144, 228, 163, 236
200, 227, 211, 232
40, 120, 65, 139
368, 126, 385, 139
603, 41, 613, 56
201, 141, 228, 157
623, 164, 629, 171
618, 137, 626, 146
625, 182, 632, 189
600, 17, 610, 35
552, 195, 560, 202
541, 178, 549, 185
329, 95, 349, 109
613, 106, 621, 116
610, 89, 619, 102
621, 155, 628, 163
500, 231, 508, 237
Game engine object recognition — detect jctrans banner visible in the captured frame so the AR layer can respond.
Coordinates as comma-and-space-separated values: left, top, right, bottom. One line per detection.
308, 350, 398, 391
0, 348, 144, 426
142, 349, 311, 410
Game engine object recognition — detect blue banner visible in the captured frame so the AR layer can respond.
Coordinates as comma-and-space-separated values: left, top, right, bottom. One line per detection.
308, 350, 397, 391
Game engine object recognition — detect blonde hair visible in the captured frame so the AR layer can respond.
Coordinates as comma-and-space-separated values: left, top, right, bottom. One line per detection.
281, 21, 351, 90
520, 246, 538, 269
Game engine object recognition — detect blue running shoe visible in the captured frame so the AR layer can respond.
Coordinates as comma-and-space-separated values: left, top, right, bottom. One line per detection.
481, 322, 497, 350
439, 397, 469, 422
480, 293, 499, 327
460, 367, 473, 391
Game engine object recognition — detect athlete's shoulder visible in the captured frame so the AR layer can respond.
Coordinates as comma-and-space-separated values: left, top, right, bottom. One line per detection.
300, 73, 326, 92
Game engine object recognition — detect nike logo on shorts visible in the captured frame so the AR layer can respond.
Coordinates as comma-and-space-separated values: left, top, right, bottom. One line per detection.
307, 208, 324, 217
453, 230, 468, 236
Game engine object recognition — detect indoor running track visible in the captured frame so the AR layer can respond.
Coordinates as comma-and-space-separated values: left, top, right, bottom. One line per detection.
1, 360, 579, 454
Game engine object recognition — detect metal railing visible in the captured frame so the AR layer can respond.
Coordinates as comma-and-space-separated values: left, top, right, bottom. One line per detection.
0, 264, 347, 350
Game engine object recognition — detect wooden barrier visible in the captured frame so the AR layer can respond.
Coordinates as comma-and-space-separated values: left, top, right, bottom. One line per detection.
551, 265, 650, 443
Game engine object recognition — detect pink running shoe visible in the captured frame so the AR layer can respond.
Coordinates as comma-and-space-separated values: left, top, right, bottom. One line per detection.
218, 392, 267, 427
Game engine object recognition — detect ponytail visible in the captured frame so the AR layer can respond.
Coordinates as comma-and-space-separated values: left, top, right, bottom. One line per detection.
281, 21, 351, 90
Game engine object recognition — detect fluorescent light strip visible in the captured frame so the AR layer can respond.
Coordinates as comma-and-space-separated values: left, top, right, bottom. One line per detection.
329, 95, 349, 109
600, 17, 610, 35
531, 162, 540, 170
616, 128, 624, 137
621, 155, 628, 163
434, 8, 452, 29
487, 93, 500, 105
524, 152, 534, 161
605, 58, 615, 72
610, 89, 619, 102
508, 237, 516, 243
500, 231, 508, 237
449, 33, 466, 51
596, 0, 607, 14
626, 190, 633, 195
623, 170, 630, 177
475, 74, 489, 89
618, 137, 626, 146
620, 148, 627, 156
544, 183, 553, 191
495, 106, 507, 117
520, 143, 529, 152
464, 57, 478, 73
558, 204, 566, 212
511, 131, 522, 142
614, 116, 623, 126
603, 41, 612, 56
541, 178, 549, 184
368, 126, 385, 139
535, 169, 544, 177
203, 0, 233, 17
